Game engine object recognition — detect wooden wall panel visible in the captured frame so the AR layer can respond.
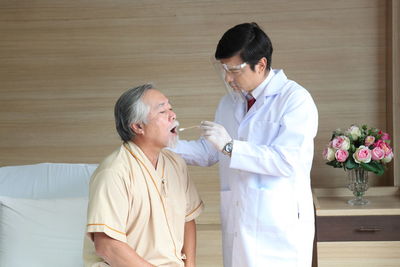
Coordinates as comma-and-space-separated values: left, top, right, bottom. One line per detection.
0, 0, 393, 225
387, 0, 400, 186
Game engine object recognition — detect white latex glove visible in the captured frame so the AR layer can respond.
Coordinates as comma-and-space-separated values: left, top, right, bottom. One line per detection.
200, 121, 232, 151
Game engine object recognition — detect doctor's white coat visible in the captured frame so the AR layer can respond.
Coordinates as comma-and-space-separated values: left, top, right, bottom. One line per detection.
174, 69, 318, 267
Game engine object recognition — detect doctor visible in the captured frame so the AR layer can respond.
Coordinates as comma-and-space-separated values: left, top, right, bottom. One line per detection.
174, 22, 318, 266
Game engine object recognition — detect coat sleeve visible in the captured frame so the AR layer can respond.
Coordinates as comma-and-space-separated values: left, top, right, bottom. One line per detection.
172, 94, 237, 167
172, 138, 219, 167
229, 88, 318, 177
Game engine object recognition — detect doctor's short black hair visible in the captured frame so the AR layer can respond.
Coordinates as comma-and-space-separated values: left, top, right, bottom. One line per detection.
215, 22, 273, 71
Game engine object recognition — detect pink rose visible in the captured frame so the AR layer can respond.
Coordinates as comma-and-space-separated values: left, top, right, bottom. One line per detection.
353, 146, 372, 163
332, 136, 350, 150
374, 140, 393, 156
332, 137, 343, 149
323, 147, 335, 161
379, 130, 391, 141
382, 151, 394, 163
364, 136, 375, 147
371, 147, 385, 161
373, 139, 384, 148
335, 149, 349, 162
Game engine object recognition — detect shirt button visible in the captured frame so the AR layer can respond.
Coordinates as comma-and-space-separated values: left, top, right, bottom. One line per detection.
236, 201, 239, 207
234, 232, 238, 237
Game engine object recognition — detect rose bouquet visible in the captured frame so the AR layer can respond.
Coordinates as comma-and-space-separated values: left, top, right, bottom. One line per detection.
322, 124, 394, 175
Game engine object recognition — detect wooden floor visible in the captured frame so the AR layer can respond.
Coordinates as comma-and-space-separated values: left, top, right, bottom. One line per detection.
197, 224, 223, 267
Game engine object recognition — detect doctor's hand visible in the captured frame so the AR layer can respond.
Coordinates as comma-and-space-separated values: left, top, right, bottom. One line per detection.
200, 121, 232, 151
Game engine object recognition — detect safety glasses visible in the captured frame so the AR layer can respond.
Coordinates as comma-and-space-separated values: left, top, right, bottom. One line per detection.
221, 62, 247, 73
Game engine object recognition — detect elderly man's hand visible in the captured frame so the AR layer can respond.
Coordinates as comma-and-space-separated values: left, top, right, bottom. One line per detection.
200, 121, 232, 151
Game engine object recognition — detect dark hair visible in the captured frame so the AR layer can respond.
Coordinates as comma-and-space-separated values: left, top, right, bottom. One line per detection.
114, 84, 152, 142
215, 22, 273, 71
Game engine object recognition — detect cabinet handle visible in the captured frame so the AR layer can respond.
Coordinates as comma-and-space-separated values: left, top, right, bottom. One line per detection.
357, 227, 383, 232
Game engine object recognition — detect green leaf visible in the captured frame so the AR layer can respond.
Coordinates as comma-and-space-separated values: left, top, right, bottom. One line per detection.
326, 161, 342, 168
377, 165, 385, 176
350, 144, 356, 153
345, 158, 358, 169
360, 162, 377, 173
360, 162, 385, 176
373, 162, 385, 176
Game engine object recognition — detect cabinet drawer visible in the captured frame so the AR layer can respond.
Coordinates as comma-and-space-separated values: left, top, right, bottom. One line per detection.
316, 215, 400, 241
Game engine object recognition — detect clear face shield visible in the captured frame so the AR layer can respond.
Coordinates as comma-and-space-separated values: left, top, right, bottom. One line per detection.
211, 58, 247, 102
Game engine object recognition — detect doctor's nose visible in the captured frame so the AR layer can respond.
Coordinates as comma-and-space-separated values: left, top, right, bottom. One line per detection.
224, 72, 234, 83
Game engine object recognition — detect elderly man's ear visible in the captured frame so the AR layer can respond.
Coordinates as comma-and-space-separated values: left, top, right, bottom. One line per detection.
131, 123, 144, 135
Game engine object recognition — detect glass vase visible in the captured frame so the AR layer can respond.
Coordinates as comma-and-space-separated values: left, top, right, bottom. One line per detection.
346, 168, 369, 205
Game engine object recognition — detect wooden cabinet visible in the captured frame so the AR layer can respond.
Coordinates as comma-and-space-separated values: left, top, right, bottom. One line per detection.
313, 187, 400, 267
317, 242, 400, 267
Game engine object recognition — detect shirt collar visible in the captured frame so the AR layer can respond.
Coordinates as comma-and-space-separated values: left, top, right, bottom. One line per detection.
124, 141, 163, 171
243, 69, 275, 99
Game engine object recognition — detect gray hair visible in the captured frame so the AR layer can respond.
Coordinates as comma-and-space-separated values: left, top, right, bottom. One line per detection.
114, 83, 153, 142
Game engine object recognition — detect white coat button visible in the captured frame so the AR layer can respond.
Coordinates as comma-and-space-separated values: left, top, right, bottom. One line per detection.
234, 232, 238, 237
236, 201, 239, 207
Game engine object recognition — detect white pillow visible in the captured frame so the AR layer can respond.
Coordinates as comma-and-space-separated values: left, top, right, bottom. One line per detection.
0, 196, 88, 267
0, 163, 98, 199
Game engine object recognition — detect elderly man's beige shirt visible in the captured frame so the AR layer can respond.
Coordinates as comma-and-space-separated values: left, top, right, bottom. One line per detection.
83, 141, 204, 267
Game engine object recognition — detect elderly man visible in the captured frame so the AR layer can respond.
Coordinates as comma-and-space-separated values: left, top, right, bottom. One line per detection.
83, 84, 204, 267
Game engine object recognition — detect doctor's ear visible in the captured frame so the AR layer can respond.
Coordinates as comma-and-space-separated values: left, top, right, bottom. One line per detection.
257, 57, 267, 73
131, 123, 144, 135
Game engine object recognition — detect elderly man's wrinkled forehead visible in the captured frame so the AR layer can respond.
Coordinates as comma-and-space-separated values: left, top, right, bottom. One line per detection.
142, 89, 171, 110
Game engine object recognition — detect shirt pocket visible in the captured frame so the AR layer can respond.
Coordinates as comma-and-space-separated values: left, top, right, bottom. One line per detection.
248, 120, 281, 145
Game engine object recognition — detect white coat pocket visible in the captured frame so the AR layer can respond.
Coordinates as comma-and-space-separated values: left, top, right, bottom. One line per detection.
242, 187, 298, 232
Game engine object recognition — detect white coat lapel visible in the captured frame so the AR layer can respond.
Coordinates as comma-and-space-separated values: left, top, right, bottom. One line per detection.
247, 69, 288, 116
261, 69, 288, 98
234, 98, 246, 124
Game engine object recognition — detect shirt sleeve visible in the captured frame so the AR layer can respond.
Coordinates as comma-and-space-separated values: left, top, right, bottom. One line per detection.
172, 138, 219, 167
182, 162, 204, 222
86, 169, 129, 243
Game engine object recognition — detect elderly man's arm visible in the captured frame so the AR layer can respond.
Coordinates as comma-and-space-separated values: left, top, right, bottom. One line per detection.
182, 219, 197, 267
93, 232, 155, 267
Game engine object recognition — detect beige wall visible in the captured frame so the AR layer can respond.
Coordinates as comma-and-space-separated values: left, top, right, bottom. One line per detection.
0, 0, 398, 226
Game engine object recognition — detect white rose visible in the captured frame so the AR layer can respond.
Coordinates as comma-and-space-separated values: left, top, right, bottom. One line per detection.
323, 147, 335, 161
341, 136, 350, 150
382, 151, 394, 163
346, 125, 361, 140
